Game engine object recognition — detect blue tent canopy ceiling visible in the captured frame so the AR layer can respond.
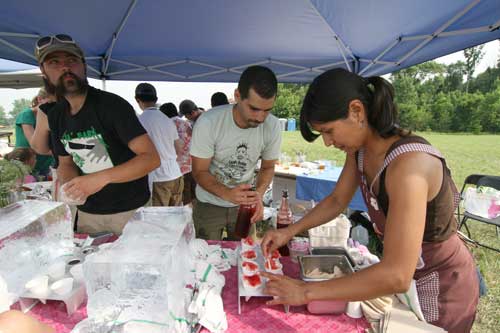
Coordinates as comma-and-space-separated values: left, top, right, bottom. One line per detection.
0, 0, 498, 82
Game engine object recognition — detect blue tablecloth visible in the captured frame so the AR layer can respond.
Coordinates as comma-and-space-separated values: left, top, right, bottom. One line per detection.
296, 167, 367, 211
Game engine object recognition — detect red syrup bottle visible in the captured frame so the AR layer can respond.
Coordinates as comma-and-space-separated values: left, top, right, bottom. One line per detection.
277, 189, 293, 256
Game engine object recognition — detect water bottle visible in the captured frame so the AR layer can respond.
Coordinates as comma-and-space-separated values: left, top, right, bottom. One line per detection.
351, 225, 369, 246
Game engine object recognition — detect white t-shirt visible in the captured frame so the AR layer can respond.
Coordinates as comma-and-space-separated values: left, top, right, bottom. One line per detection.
191, 104, 282, 207
138, 107, 182, 182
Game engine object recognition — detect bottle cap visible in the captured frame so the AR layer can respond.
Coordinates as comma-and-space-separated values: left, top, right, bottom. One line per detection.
281, 189, 289, 198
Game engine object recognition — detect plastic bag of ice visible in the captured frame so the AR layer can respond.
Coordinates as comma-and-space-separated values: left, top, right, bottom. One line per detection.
0, 200, 73, 300
83, 206, 194, 331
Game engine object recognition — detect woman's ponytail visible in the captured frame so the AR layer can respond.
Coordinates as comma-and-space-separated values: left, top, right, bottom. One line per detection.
366, 76, 408, 137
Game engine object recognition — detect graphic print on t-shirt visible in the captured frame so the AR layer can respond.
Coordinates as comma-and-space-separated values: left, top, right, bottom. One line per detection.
61, 126, 113, 174
216, 142, 252, 186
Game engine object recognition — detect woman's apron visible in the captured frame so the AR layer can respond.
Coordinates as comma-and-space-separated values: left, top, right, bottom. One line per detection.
357, 142, 479, 333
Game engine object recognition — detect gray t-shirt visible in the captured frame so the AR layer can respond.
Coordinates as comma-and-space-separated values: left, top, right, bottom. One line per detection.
190, 104, 282, 207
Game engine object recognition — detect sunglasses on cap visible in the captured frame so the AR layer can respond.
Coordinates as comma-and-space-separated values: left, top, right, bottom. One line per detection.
36, 34, 75, 52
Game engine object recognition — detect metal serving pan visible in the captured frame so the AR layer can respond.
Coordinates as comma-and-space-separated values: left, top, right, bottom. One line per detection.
299, 254, 354, 282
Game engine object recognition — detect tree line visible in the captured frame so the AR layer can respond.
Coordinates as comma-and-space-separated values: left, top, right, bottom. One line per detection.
273, 44, 500, 133
1, 45, 498, 133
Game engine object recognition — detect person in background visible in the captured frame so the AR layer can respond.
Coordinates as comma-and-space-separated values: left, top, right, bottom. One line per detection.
211, 91, 229, 107
179, 99, 204, 123
14, 88, 55, 179
4, 147, 37, 183
135, 84, 184, 206
35, 34, 159, 235
159, 102, 196, 205
190, 65, 282, 240
260, 68, 478, 333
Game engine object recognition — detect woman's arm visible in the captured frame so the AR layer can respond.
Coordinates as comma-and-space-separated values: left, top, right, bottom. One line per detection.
261, 153, 359, 256
31, 111, 51, 154
264, 152, 440, 304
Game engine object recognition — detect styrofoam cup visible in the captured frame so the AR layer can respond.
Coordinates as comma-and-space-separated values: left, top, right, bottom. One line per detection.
50, 277, 74, 296
47, 261, 66, 280
70, 264, 84, 282
346, 301, 363, 318
25, 275, 49, 297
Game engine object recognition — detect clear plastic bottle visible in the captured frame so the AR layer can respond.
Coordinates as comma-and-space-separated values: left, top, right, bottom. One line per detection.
351, 225, 369, 246
277, 189, 293, 256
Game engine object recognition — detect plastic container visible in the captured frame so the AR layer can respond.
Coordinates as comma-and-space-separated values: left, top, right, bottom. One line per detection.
287, 118, 296, 131
308, 214, 351, 249
351, 225, 369, 246
299, 255, 354, 314
288, 238, 309, 263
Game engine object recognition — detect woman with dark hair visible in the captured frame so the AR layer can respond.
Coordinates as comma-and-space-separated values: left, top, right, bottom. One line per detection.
261, 68, 478, 333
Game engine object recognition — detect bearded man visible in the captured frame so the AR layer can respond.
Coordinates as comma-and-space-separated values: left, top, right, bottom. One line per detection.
35, 34, 160, 235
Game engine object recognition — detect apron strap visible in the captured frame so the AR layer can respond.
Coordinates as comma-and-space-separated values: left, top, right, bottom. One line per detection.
362, 143, 460, 209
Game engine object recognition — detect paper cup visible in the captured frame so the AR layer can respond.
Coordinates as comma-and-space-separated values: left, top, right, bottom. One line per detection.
241, 261, 259, 276
345, 301, 363, 318
25, 275, 49, 297
50, 277, 74, 296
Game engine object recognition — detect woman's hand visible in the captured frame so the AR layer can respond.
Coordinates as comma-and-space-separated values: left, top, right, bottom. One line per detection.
261, 227, 294, 257
261, 272, 308, 306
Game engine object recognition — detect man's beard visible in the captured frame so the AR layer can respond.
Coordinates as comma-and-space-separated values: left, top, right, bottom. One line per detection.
54, 72, 88, 100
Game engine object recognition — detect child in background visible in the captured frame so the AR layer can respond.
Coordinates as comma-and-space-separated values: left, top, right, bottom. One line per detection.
3, 148, 37, 183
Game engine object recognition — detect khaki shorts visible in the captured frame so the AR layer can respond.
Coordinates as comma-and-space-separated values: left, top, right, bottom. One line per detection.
152, 177, 184, 206
77, 208, 137, 236
192, 200, 256, 240
182, 172, 196, 205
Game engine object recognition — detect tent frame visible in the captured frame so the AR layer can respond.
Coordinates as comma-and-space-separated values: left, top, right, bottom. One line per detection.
0, 0, 498, 83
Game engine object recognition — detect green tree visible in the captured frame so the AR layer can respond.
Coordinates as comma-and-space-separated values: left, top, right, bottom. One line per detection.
273, 83, 307, 120
429, 93, 453, 131
443, 61, 466, 92
468, 66, 500, 94
451, 92, 484, 133
477, 81, 500, 132
463, 45, 484, 92
0, 106, 8, 126
9, 98, 32, 121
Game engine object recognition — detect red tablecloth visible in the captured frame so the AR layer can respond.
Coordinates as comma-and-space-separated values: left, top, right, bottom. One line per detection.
25, 241, 369, 332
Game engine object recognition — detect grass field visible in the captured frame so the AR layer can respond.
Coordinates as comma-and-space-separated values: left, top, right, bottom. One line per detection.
281, 131, 500, 333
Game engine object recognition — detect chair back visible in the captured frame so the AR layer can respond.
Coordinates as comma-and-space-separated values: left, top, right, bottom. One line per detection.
476, 176, 500, 191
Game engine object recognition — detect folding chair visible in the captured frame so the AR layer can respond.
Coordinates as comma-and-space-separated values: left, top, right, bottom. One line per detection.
457, 174, 500, 253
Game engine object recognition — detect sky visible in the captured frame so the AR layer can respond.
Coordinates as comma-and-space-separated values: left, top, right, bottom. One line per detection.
0, 41, 498, 116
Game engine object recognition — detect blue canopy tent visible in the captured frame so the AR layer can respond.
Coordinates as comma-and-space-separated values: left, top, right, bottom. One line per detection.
0, 0, 498, 83
0, 58, 36, 73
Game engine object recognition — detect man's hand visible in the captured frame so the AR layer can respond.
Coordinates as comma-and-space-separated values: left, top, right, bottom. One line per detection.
251, 199, 264, 224
261, 228, 294, 257
261, 272, 308, 306
63, 173, 109, 202
225, 184, 259, 205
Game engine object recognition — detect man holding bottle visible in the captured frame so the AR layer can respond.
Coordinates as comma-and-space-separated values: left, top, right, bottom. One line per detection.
190, 66, 282, 240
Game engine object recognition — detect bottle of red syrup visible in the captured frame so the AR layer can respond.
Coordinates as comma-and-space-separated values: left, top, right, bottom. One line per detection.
234, 186, 257, 239
277, 189, 293, 256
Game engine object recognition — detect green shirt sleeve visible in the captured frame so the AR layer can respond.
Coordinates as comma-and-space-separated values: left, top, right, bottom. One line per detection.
15, 108, 36, 126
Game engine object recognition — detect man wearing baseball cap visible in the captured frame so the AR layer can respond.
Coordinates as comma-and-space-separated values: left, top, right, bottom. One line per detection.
35, 34, 160, 235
